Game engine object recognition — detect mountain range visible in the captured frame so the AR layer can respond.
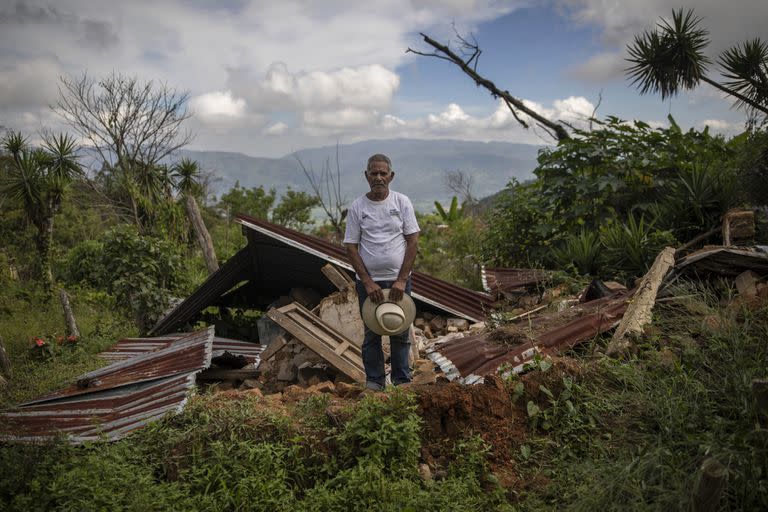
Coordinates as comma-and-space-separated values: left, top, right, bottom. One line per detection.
180, 138, 543, 212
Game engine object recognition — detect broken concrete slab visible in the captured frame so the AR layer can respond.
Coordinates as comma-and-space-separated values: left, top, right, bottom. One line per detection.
316, 289, 364, 348
723, 208, 755, 246
446, 318, 469, 331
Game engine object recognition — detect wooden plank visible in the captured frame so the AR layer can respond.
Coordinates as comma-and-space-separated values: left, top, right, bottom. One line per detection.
259, 336, 288, 363
321, 263, 354, 291
267, 307, 365, 383
279, 303, 362, 358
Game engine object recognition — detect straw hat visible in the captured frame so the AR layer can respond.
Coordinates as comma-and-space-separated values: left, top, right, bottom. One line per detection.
361, 289, 417, 336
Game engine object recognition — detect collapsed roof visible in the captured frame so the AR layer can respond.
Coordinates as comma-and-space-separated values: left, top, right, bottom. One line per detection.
151, 214, 497, 335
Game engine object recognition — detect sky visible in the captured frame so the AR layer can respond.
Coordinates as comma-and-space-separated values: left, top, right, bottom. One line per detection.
1, 0, 766, 158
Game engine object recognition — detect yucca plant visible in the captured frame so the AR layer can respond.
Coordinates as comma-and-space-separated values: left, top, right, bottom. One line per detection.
601, 215, 677, 279
552, 230, 603, 276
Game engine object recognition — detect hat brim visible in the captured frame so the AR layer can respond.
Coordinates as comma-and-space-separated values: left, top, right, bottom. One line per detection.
361, 289, 417, 336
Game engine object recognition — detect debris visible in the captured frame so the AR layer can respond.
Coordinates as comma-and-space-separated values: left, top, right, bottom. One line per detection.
607, 247, 676, 358
723, 208, 755, 246
429, 315, 447, 332
58, 288, 80, 338
316, 289, 364, 348
257, 316, 286, 347
267, 302, 365, 383
446, 318, 469, 331
277, 360, 298, 381
321, 263, 354, 291
197, 368, 260, 381
419, 463, 433, 481
581, 279, 613, 302
735, 270, 762, 297
289, 287, 323, 309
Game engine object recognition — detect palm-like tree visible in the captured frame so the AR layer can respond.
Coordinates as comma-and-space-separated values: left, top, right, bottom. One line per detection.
1, 131, 83, 293
172, 158, 218, 274
627, 8, 768, 119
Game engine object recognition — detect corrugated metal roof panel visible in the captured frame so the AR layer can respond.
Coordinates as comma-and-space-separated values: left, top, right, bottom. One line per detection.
236, 214, 496, 321
481, 267, 550, 294
0, 327, 215, 443
429, 291, 631, 379
100, 335, 263, 365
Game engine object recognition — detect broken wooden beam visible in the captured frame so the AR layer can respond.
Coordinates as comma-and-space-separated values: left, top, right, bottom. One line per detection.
321, 263, 354, 291
607, 247, 676, 358
692, 457, 727, 512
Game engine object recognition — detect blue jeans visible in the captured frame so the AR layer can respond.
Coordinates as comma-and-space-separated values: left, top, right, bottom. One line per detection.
356, 279, 413, 389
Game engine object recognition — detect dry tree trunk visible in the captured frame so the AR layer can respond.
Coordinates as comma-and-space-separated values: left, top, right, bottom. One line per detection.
185, 194, 219, 274
59, 288, 80, 338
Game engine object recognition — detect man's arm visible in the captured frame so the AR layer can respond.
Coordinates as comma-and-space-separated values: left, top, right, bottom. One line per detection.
390, 231, 419, 302
345, 243, 385, 303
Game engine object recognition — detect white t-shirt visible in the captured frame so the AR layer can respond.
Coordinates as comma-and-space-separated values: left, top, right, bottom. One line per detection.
343, 190, 420, 281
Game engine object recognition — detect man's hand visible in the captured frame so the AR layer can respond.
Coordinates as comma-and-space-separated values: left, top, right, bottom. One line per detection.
364, 280, 384, 303
389, 279, 407, 302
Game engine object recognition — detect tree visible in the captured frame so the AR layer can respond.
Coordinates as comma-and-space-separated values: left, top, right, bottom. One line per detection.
172, 158, 218, 274
55, 72, 194, 231
407, 32, 571, 141
218, 182, 276, 221
0, 131, 84, 293
295, 144, 347, 238
270, 188, 320, 230
627, 8, 768, 122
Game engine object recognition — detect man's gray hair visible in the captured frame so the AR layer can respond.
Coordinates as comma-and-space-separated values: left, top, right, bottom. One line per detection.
366, 153, 392, 172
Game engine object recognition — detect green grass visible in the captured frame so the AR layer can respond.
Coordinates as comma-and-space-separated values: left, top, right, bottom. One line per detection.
1, 280, 766, 511
0, 284, 136, 407
512, 282, 768, 511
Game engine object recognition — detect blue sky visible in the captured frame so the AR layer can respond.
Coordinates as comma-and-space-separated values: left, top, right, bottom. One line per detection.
1, 0, 765, 157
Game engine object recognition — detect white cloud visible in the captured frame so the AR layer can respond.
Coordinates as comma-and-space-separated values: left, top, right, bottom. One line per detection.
568, 51, 624, 82
263, 122, 288, 136
190, 91, 246, 120
698, 118, 742, 135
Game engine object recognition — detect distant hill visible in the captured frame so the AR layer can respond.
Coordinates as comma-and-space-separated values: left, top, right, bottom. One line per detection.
180, 139, 542, 212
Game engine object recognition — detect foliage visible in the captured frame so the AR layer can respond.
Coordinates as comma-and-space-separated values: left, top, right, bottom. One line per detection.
62, 225, 187, 332
218, 181, 276, 220
434, 195, 465, 224
514, 284, 768, 510
627, 8, 768, 122
270, 187, 321, 230
600, 215, 677, 279
551, 230, 602, 276
416, 212, 483, 289
337, 388, 422, 472
484, 116, 737, 278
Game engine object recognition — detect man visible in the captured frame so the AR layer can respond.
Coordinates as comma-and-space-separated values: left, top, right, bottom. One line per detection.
344, 153, 420, 390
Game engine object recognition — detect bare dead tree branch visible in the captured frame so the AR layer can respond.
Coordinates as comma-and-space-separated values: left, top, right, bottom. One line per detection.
407, 33, 570, 142
294, 143, 347, 238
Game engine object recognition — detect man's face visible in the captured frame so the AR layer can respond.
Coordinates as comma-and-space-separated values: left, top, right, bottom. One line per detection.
365, 161, 394, 193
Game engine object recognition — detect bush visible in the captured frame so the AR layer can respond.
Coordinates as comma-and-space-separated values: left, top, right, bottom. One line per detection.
600, 215, 677, 279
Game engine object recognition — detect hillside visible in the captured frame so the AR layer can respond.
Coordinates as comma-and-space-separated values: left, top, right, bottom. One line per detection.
180, 138, 541, 211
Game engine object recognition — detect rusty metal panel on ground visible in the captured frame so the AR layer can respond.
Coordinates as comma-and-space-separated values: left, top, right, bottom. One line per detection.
99, 335, 263, 366
428, 291, 631, 383
481, 267, 551, 295
0, 327, 215, 443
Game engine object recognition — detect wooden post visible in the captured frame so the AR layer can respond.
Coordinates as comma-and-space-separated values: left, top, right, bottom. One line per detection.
753, 379, 768, 425
0, 335, 12, 379
693, 458, 727, 512
58, 288, 80, 338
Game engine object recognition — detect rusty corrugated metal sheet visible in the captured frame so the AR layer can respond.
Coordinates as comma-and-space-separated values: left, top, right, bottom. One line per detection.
427, 291, 631, 383
0, 327, 214, 443
674, 246, 768, 276
481, 267, 550, 294
150, 246, 252, 335
100, 335, 263, 365
236, 214, 496, 321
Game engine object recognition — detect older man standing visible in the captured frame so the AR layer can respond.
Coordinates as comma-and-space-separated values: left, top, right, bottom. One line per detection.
344, 153, 420, 390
